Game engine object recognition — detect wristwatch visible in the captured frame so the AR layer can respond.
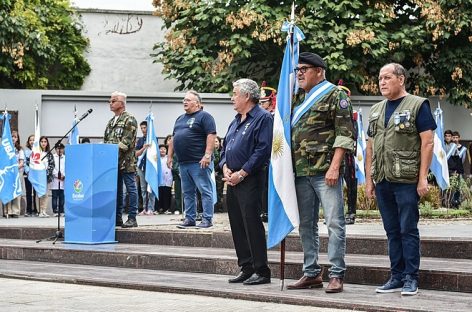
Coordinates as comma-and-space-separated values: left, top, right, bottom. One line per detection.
204, 153, 211, 159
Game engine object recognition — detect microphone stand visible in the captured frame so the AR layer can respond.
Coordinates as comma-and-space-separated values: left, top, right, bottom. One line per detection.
36, 111, 91, 244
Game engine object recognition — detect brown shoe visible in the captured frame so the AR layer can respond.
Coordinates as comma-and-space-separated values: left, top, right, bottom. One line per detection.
287, 269, 323, 289
325, 277, 343, 293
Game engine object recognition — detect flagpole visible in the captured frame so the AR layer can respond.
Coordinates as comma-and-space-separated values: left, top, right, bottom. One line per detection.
279, 1, 296, 292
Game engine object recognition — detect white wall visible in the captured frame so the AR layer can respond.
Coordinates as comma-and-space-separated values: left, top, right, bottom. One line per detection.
78, 10, 179, 93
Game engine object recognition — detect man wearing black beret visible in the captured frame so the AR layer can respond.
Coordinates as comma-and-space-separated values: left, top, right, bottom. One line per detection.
288, 52, 355, 293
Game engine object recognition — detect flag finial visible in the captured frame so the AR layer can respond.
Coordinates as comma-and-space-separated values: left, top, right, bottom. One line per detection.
290, 2, 295, 22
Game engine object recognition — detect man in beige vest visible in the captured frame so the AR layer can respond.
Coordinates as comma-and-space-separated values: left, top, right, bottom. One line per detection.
365, 63, 436, 296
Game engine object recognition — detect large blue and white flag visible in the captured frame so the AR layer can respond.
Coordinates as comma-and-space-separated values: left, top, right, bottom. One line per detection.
430, 105, 449, 190
0, 112, 22, 204
354, 110, 366, 184
28, 107, 47, 197
267, 21, 304, 249
68, 105, 79, 145
144, 112, 161, 199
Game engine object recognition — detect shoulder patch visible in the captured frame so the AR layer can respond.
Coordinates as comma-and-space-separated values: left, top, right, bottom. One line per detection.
339, 99, 349, 109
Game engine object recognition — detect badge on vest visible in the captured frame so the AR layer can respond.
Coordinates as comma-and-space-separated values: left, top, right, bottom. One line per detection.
339, 99, 348, 109
394, 110, 411, 131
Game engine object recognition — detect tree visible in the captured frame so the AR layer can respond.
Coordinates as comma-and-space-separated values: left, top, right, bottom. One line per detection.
0, 0, 91, 89
152, 0, 472, 107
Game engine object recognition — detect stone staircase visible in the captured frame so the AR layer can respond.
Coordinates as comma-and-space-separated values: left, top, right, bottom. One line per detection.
0, 226, 471, 311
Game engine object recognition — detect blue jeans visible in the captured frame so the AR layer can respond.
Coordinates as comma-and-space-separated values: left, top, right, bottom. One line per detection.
179, 162, 214, 223
137, 168, 155, 212
375, 180, 420, 280
295, 174, 346, 278
117, 171, 138, 219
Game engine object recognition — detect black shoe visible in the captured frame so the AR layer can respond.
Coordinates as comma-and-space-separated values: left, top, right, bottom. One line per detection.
116, 217, 123, 227
228, 271, 254, 283
243, 273, 271, 285
122, 218, 137, 228
260, 213, 268, 223
196, 213, 203, 222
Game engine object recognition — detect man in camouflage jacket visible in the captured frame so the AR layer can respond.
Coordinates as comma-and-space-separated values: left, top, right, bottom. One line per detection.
104, 91, 139, 228
288, 52, 355, 293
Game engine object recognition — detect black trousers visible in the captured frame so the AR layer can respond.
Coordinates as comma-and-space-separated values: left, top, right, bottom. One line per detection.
344, 153, 357, 215
227, 171, 270, 277
24, 177, 37, 214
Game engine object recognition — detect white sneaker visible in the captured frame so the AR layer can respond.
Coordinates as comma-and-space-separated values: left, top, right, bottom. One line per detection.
145, 210, 153, 215
174, 211, 180, 215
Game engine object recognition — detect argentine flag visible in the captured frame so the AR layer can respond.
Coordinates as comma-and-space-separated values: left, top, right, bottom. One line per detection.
0, 112, 23, 204
145, 112, 161, 199
354, 110, 366, 184
430, 105, 449, 190
68, 105, 79, 145
28, 107, 47, 197
267, 22, 304, 249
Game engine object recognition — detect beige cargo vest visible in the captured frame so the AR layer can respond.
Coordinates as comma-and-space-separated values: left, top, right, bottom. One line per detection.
368, 94, 425, 184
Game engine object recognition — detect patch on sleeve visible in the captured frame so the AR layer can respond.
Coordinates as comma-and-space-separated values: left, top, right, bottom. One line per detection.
339, 99, 349, 109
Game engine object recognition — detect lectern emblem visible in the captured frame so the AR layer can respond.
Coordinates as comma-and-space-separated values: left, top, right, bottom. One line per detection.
73, 180, 83, 193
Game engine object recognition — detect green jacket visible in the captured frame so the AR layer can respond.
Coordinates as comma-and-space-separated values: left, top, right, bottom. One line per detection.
104, 111, 138, 173
291, 86, 355, 177
368, 94, 425, 184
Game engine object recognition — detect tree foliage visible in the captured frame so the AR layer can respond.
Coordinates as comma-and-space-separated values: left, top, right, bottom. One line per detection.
152, 0, 472, 107
0, 0, 91, 89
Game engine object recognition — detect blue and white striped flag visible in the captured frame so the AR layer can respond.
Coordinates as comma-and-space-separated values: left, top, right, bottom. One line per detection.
354, 110, 366, 184
27, 107, 47, 197
145, 112, 161, 199
68, 105, 79, 145
267, 21, 304, 249
0, 112, 23, 204
430, 104, 449, 190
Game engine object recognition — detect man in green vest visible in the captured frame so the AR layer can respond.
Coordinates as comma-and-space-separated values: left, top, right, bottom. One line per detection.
365, 63, 436, 296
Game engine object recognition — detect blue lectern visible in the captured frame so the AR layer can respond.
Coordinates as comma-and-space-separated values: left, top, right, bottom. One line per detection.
64, 144, 118, 244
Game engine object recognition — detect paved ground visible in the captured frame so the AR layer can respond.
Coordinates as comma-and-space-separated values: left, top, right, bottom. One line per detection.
0, 277, 352, 312
1, 212, 471, 238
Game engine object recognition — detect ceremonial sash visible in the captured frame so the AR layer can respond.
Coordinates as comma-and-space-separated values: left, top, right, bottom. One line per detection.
291, 80, 336, 127
446, 143, 457, 160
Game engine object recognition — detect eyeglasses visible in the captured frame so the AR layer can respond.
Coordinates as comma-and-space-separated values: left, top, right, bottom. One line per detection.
294, 66, 315, 74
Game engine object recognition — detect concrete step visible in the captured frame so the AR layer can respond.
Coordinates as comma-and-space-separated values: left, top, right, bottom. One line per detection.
0, 226, 471, 260
0, 238, 470, 293
0, 259, 470, 312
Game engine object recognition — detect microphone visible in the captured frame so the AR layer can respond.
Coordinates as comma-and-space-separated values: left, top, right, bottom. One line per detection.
78, 109, 93, 121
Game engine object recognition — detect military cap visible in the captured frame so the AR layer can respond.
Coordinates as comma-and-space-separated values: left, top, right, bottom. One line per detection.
299, 52, 326, 69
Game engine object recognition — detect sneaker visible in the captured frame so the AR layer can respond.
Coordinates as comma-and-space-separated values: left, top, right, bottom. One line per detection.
376, 277, 403, 293
196, 214, 203, 221
138, 211, 146, 216
24, 213, 31, 217
164, 210, 172, 215
54, 213, 59, 217
145, 210, 154, 215
196, 219, 213, 228
401, 276, 418, 296
122, 218, 138, 228
174, 211, 180, 215
345, 214, 356, 225
177, 218, 196, 229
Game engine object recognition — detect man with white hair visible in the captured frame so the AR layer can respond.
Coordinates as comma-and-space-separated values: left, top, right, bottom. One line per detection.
104, 91, 139, 228
221, 78, 273, 285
